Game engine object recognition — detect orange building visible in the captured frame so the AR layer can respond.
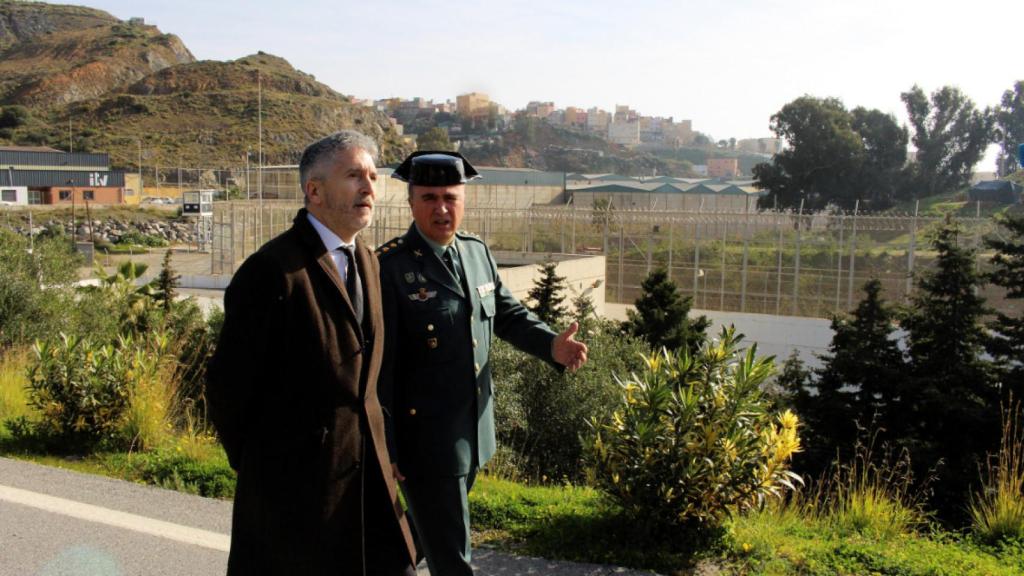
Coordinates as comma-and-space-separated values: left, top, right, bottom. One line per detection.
707, 157, 740, 179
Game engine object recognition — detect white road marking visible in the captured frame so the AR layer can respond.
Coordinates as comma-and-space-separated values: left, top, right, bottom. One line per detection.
0, 484, 230, 552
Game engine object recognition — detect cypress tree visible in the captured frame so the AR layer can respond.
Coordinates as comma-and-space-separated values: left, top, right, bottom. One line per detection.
804, 279, 906, 472
901, 218, 997, 520
986, 213, 1024, 397
624, 268, 709, 354
526, 259, 568, 327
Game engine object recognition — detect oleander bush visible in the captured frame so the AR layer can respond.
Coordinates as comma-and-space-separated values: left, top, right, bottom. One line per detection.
588, 326, 802, 533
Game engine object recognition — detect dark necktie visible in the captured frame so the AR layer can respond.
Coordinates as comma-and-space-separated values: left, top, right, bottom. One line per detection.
443, 246, 462, 286
339, 246, 363, 324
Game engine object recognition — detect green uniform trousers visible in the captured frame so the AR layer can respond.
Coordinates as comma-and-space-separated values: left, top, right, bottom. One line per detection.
402, 470, 477, 576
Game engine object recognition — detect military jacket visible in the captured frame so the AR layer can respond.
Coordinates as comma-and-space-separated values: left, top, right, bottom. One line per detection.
378, 224, 558, 476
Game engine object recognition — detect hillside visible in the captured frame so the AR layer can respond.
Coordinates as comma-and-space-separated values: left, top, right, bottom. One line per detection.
0, 0, 114, 49
0, 4, 193, 108
62, 53, 411, 167
463, 118, 701, 177
0, 1, 411, 167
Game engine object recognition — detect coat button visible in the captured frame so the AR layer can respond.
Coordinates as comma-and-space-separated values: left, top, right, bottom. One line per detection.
427, 324, 434, 332
409, 408, 417, 416
473, 338, 478, 348
474, 363, 480, 374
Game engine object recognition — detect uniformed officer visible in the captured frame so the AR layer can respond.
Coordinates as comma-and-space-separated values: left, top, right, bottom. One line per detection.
377, 151, 588, 576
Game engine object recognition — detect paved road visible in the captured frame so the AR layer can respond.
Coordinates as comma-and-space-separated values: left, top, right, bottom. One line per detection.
0, 457, 657, 575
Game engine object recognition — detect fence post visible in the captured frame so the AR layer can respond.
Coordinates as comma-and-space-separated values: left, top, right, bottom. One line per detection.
740, 197, 750, 312
694, 198, 703, 305
793, 199, 804, 316
570, 201, 576, 253
230, 202, 237, 274
646, 220, 654, 276
775, 209, 783, 315
602, 201, 610, 256
835, 212, 845, 311
618, 221, 625, 302
906, 200, 918, 301
667, 216, 674, 282
846, 199, 859, 309
720, 218, 727, 311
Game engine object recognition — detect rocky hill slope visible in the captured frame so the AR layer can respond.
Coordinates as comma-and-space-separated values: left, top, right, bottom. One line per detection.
0, 1, 410, 167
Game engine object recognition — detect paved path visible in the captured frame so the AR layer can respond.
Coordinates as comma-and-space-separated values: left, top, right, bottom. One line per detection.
0, 457, 659, 575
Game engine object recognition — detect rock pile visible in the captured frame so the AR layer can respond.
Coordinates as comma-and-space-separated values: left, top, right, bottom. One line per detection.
5, 218, 199, 245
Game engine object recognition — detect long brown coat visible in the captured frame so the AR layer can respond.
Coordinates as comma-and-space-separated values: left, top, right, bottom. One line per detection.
206, 209, 415, 575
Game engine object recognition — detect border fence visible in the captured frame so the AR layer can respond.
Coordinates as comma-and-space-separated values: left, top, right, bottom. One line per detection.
211, 200, 1013, 320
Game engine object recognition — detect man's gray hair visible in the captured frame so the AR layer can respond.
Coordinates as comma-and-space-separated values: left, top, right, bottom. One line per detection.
299, 130, 379, 194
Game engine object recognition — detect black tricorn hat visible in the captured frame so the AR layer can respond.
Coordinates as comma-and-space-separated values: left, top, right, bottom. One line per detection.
392, 151, 481, 185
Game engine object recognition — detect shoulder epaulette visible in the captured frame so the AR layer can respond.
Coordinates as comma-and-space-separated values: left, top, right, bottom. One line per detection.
455, 230, 484, 244
375, 236, 407, 258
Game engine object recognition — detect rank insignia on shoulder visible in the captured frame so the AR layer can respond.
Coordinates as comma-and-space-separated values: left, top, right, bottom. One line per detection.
476, 282, 496, 297
404, 272, 416, 284
413, 249, 423, 258
409, 288, 438, 302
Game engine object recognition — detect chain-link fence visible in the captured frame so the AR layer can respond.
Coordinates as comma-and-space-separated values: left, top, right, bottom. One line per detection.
211, 200, 1012, 319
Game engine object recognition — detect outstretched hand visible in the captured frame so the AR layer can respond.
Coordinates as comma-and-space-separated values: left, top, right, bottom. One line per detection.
552, 321, 588, 372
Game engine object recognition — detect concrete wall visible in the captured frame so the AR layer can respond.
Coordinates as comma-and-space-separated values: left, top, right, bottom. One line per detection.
605, 303, 833, 370
493, 253, 606, 316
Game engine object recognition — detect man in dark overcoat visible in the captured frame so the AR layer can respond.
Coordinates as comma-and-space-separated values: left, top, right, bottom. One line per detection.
206, 131, 416, 576
377, 151, 589, 576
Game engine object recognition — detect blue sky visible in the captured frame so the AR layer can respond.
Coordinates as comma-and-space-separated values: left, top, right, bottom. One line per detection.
80, 0, 1020, 170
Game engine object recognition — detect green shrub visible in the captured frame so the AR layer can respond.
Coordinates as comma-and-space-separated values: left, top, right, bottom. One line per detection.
588, 326, 802, 532
25, 332, 166, 452
0, 348, 31, 422
971, 401, 1024, 544
117, 230, 167, 247
491, 318, 649, 483
821, 441, 930, 540
0, 229, 82, 347
26, 333, 134, 450
107, 447, 235, 498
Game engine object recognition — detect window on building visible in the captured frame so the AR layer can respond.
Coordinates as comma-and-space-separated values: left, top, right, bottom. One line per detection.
28, 190, 42, 205
59, 190, 72, 201
1, 190, 15, 202
83, 190, 95, 201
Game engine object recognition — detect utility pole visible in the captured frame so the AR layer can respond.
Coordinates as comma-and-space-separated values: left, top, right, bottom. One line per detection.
258, 70, 264, 242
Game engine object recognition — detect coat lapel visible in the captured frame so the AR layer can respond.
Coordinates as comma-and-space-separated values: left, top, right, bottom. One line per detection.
295, 209, 363, 333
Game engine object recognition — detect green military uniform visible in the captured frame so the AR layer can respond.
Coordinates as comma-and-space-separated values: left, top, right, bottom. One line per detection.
377, 223, 559, 575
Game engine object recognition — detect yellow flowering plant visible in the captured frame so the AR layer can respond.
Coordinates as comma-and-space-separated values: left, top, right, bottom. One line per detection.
588, 325, 802, 531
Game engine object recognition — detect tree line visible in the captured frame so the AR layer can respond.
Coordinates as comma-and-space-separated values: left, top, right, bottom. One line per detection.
754, 81, 1024, 211
778, 213, 1024, 523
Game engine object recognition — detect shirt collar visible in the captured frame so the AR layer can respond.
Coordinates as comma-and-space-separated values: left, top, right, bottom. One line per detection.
414, 222, 455, 258
307, 212, 355, 252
